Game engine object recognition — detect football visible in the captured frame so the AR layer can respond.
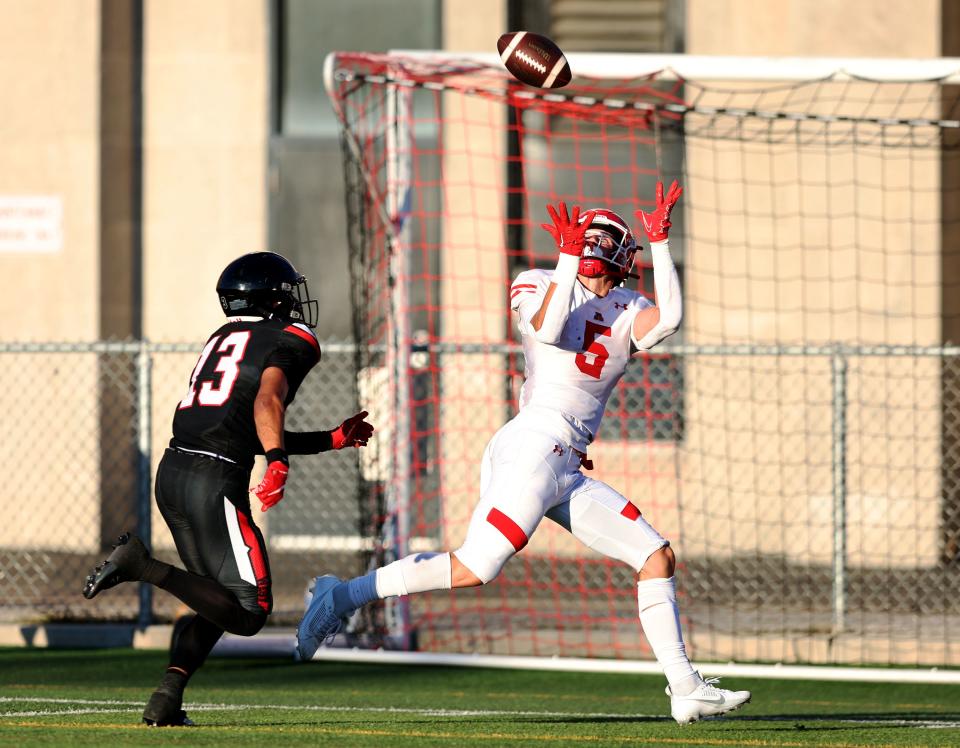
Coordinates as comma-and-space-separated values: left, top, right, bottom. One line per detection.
497, 31, 572, 89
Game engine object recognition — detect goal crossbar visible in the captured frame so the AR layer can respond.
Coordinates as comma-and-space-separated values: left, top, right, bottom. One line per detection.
390, 51, 960, 83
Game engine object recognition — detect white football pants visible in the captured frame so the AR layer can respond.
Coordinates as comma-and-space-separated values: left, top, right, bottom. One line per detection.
453, 412, 668, 583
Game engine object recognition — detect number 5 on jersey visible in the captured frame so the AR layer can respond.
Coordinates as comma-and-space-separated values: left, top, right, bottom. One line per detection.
576, 321, 611, 379
179, 331, 252, 409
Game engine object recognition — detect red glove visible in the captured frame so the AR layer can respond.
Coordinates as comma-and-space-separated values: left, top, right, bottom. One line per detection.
253, 450, 289, 512
636, 180, 683, 242
540, 203, 597, 257
330, 410, 374, 449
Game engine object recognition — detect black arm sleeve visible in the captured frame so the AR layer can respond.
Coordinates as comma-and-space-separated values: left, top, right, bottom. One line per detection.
254, 430, 332, 456
284, 430, 334, 454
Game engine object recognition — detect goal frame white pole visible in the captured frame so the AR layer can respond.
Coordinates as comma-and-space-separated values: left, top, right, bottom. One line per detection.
384, 80, 414, 649
212, 633, 960, 684
308, 648, 960, 685
391, 51, 960, 83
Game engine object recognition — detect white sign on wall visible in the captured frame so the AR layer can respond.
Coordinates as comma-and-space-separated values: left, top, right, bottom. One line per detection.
0, 195, 63, 253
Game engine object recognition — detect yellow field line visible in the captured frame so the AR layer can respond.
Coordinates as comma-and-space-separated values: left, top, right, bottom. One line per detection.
0, 720, 908, 747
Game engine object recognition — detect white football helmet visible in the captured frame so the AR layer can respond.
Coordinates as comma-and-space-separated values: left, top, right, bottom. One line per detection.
577, 208, 638, 278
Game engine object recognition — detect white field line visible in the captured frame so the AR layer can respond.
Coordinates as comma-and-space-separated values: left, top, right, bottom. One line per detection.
4, 708, 140, 717
1, 696, 959, 728
1, 698, 143, 706
0, 696, 654, 719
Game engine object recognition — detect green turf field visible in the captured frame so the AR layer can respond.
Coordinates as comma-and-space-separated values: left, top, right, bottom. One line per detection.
1, 648, 958, 746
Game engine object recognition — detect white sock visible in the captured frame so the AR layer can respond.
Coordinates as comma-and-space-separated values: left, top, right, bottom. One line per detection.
375, 552, 452, 598
637, 576, 701, 696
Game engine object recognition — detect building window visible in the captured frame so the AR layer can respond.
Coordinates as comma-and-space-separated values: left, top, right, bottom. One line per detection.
276, 0, 441, 136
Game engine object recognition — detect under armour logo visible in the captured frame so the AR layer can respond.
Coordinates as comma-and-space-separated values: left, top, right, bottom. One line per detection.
553, 444, 564, 457
614, 302, 628, 309
593, 312, 604, 321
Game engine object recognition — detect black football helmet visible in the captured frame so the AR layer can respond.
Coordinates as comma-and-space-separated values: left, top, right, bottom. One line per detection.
216, 252, 319, 328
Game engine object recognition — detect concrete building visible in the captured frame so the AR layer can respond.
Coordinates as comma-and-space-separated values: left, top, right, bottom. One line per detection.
1, 0, 956, 664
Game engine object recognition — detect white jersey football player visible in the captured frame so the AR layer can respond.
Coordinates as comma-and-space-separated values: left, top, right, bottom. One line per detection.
297, 181, 751, 724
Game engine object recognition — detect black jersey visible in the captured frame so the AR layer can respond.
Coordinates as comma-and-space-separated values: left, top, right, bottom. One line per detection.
170, 316, 321, 467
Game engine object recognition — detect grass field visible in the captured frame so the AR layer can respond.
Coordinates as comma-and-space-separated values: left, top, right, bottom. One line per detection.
1, 648, 959, 746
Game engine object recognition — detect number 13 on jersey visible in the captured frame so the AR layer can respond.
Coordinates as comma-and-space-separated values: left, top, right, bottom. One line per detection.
575, 321, 611, 379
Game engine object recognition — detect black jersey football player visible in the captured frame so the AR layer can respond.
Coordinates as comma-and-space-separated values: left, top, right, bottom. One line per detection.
82, 252, 373, 726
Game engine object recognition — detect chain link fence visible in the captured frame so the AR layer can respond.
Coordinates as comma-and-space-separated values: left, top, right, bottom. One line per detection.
3, 340, 959, 665
377, 343, 960, 665
1, 340, 364, 626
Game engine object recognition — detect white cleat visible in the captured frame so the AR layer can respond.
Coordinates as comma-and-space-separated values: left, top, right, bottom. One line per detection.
667, 675, 751, 725
295, 575, 346, 662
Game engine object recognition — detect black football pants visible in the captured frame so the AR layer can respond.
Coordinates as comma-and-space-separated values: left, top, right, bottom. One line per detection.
155, 448, 272, 617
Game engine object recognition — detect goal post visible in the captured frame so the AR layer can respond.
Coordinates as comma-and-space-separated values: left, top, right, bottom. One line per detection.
324, 50, 960, 669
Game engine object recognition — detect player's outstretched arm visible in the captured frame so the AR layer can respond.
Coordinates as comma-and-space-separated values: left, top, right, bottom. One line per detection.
282, 411, 375, 453
632, 180, 683, 350
531, 202, 596, 344
253, 366, 290, 511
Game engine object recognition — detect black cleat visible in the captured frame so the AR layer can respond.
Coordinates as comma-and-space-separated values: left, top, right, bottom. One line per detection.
142, 690, 194, 727
82, 532, 150, 599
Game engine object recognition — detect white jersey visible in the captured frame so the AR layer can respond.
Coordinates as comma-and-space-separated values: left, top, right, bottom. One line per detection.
510, 268, 654, 450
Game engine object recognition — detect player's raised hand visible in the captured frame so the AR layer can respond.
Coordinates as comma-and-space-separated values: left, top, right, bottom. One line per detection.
253, 455, 289, 512
330, 410, 374, 449
637, 180, 683, 243
540, 202, 597, 256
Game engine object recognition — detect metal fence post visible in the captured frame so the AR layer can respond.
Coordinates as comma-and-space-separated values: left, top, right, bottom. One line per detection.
136, 339, 153, 628
830, 348, 848, 633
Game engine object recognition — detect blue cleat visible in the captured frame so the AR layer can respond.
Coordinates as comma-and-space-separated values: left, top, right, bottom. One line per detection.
296, 575, 346, 662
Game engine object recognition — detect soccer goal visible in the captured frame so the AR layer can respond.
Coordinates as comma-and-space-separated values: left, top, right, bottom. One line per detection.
322, 50, 960, 672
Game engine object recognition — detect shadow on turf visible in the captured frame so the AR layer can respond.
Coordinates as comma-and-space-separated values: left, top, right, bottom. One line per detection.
739, 713, 960, 725
516, 712, 960, 729
246, 715, 960, 740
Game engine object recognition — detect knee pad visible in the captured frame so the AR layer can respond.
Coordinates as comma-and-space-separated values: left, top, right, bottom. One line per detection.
453, 512, 523, 584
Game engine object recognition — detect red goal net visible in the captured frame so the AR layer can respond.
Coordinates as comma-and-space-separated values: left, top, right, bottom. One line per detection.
328, 52, 686, 660
325, 51, 960, 666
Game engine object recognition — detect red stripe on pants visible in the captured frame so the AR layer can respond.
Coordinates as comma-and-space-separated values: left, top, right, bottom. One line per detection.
620, 501, 641, 521
236, 510, 270, 611
486, 507, 528, 552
